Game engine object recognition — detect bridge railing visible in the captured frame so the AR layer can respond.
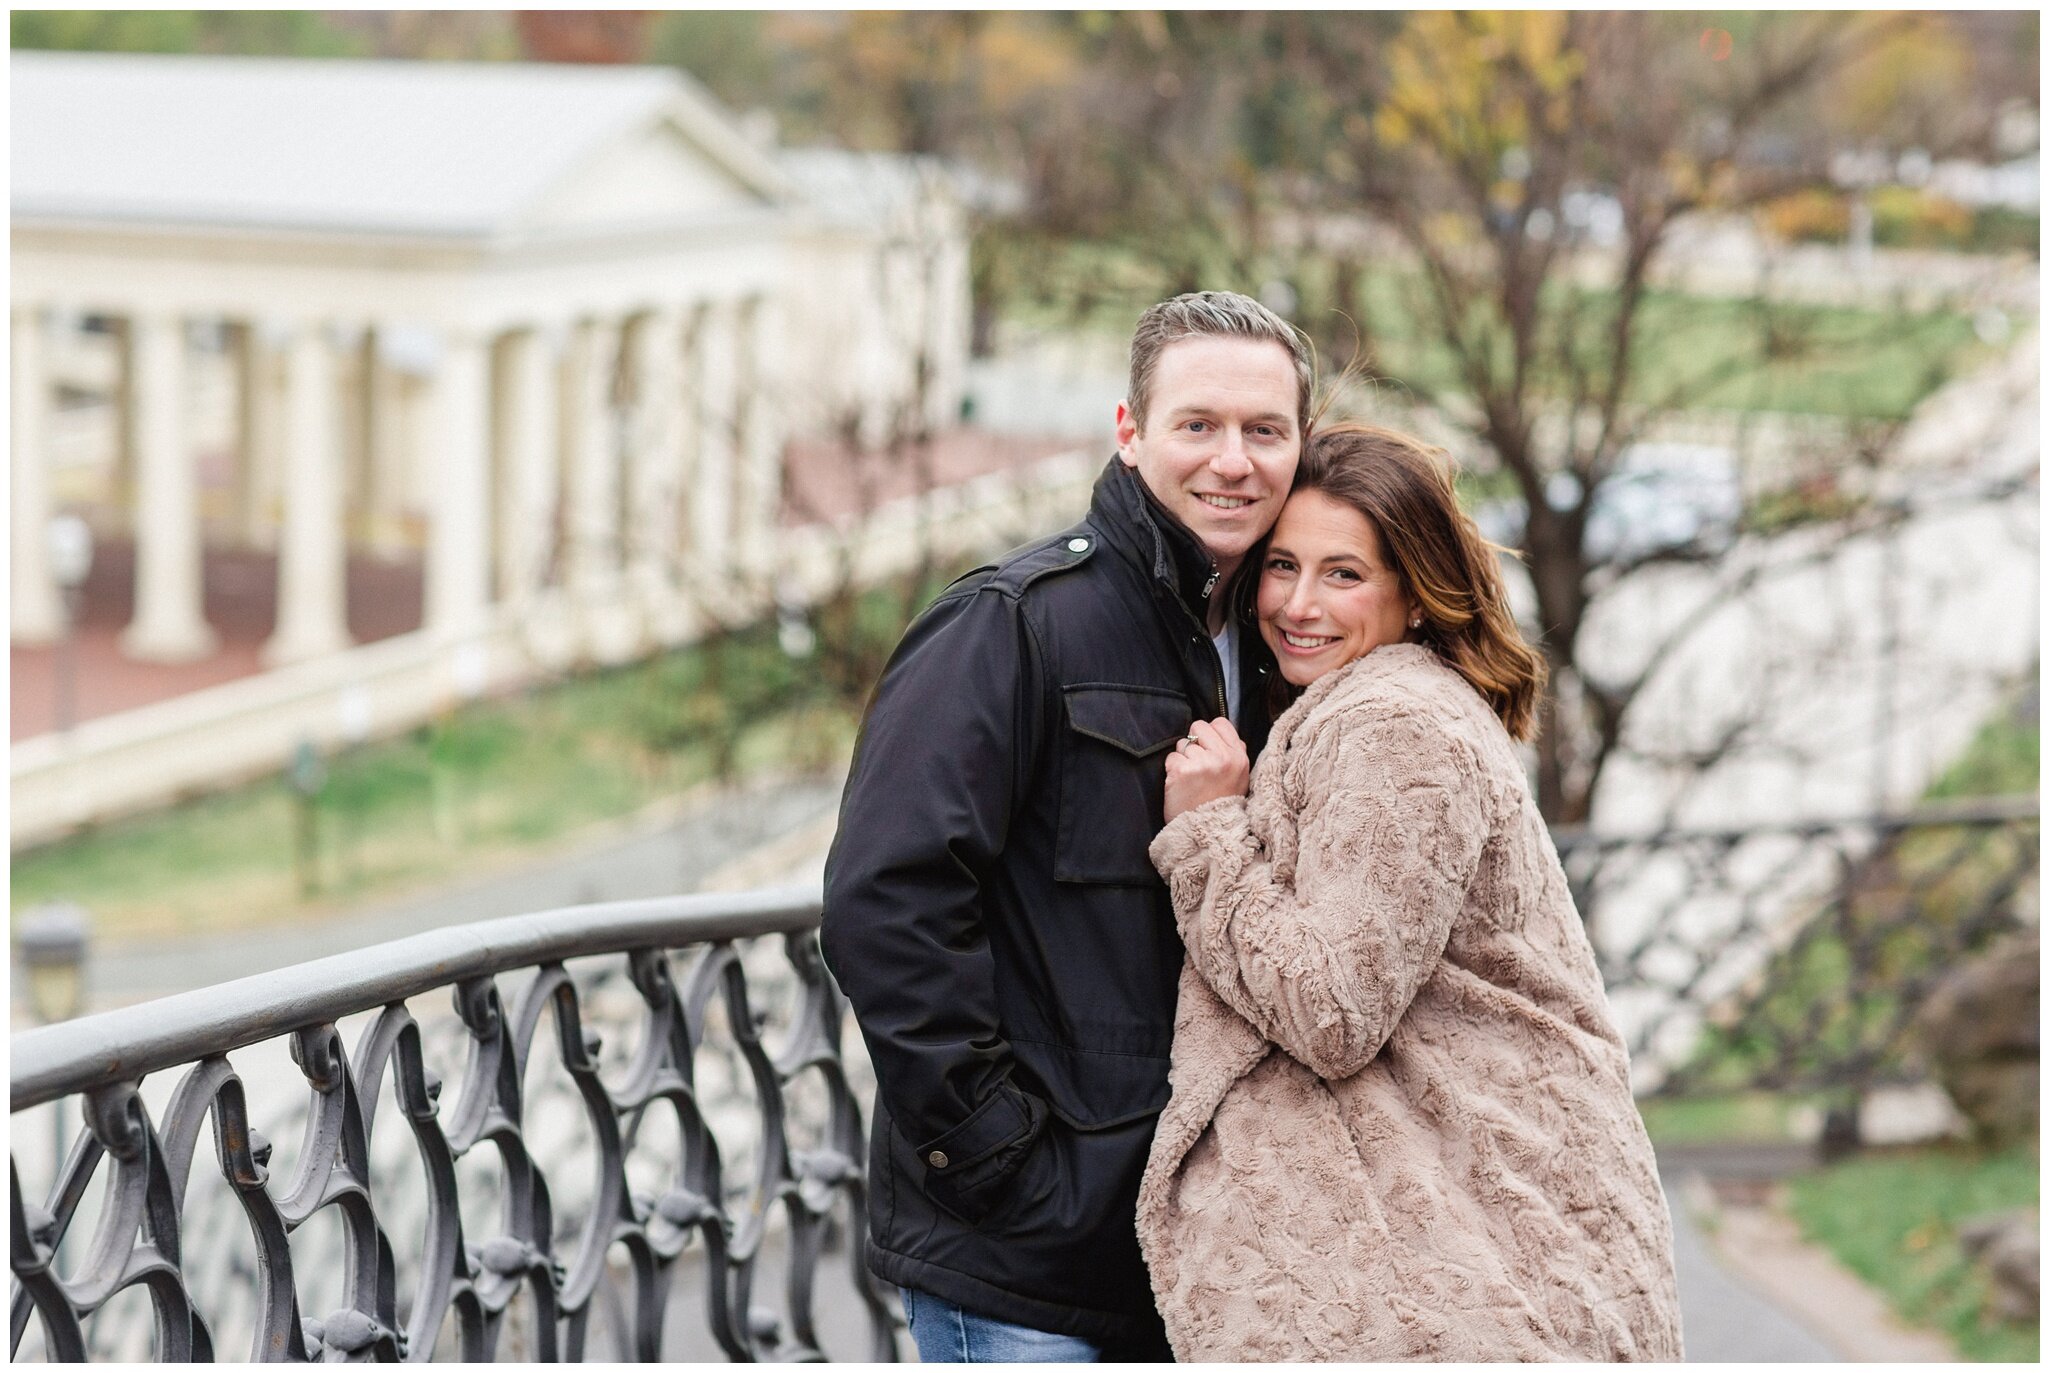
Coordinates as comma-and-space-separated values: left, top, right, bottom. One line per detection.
1562, 795, 2039, 1105
9, 885, 898, 1363
13, 799, 2037, 1360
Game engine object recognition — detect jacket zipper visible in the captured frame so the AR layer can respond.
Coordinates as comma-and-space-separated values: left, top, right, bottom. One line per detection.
1197, 567, 1227, 719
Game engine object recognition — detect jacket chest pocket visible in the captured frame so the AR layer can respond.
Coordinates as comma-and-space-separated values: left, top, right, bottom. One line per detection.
1055, 684, 1193, 885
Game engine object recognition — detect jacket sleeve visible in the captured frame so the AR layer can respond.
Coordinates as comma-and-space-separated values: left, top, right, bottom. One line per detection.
1147, 707, 1492, 1080
819, 585, 1050, 1224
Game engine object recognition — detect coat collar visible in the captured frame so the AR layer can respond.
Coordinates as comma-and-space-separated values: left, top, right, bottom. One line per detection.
1088, 457, 1221, 624
1265, 642, 1447, 755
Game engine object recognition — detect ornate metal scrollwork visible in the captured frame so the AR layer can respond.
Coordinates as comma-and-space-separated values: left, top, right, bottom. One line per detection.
11, 894, 900, 1363
1563, 798, 2039, 1099
22, 803, 2029, 1358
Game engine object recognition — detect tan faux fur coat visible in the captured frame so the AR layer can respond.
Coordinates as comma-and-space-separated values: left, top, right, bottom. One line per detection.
1137, 643, 1683, 1362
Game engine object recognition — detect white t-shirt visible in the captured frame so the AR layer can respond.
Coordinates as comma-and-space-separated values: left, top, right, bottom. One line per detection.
1211, 620, 1242, 726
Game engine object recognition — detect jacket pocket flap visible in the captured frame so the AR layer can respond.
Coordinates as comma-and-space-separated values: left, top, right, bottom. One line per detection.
1063, 685, 1190, 758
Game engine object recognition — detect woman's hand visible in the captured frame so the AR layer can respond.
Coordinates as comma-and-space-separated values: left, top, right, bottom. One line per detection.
1164, 717, 1251, 822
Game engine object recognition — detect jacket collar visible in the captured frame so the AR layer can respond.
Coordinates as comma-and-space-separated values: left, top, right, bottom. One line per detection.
1088, 457, 1220, 623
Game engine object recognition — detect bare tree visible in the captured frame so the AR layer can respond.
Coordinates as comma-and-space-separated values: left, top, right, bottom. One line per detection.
1274, 11, 2009, 822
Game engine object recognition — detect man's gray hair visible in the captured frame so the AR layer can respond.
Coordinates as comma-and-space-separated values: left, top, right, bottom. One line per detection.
1127, 290, 1315, 438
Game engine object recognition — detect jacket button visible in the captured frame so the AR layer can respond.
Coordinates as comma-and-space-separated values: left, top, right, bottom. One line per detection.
1067, 537, 1090, 553
927, 1150, 949, 1169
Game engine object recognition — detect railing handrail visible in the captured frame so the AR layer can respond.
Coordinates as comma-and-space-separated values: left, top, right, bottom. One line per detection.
1549, 793, 2038, 852
15, 796, 2040, 1112
10, 882, 824, 1113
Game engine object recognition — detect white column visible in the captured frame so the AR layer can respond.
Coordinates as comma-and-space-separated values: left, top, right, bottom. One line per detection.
495, 326, 560, 608
229, 322, 261, 545
674, 306, 704, 575
250, 321, 290, 551
263, 321, 354, 666
339, 327, 376, 539
112, 316, 139, 509
733, 295, 786, 586
366, 328, 416, 557
564, 318, 622, 602
688, 298, 739, 583
625, 310, 685, 608
120, 313, 217, 662
425, 327, 493, 640
929, 230, 973, 431
12, 306, 64, 643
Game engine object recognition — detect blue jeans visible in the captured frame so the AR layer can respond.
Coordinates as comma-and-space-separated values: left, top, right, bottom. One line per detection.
899, 1287, 1102, 1363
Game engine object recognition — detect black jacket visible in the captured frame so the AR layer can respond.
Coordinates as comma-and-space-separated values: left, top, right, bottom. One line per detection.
820, 459, 1277, 1348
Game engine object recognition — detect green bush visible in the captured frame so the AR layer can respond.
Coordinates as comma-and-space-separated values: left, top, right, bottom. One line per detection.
1871, 186, 1976, 251
1967, 207, 2039, 257
1758, 185, 2038, 258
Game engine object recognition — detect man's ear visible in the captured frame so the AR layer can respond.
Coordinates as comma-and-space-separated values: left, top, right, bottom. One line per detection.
1114, 401, 1141, 466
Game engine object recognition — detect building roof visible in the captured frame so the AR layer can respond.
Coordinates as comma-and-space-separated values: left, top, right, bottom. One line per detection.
10, 50, 791, 239
778, 147, 950, 230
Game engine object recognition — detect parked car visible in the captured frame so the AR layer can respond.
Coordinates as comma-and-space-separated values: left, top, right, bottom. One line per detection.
1474, 443, 1742, 564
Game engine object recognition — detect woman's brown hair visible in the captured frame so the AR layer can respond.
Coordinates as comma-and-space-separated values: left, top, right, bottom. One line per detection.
1270, 423, 1549, 740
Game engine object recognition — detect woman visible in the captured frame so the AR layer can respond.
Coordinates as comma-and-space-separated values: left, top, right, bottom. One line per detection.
1136, 424, 1683, 1361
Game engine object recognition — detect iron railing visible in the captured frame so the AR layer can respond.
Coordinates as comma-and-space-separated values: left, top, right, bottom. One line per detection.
9, 885, 898, 1363
1562, 795, 2040, 1102
11, 800, 2038, 1361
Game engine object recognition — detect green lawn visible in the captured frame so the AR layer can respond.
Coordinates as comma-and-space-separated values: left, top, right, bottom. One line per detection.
1637, 1091, 1825, 1147
1786, 1140, 2039, 1361
1351, 267, 1989, 422
1925, 695, 2041, 802
10, 667, 857, 943
990, 233, 1995, 423
11, 572, 972, 942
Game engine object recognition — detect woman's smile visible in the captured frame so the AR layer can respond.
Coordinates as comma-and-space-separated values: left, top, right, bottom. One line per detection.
1256, 488, 1417, 686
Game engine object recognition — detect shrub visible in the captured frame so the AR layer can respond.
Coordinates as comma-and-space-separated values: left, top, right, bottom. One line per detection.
1760, 188, 1851, 244
1871, 187, 1975, 251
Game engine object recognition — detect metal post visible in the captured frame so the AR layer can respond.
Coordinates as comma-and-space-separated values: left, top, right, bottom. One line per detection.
288, 738, 327, 897
16, 901, 90, 1167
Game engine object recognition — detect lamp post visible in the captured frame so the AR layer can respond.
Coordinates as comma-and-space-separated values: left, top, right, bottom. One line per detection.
289, 737, 327, 897
17, 901, 91, 1165
47, 515, 95, 735
775, 593, 817, 661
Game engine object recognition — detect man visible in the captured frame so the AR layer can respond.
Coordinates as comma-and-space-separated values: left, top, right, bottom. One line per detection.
820, 292, 1311, 1361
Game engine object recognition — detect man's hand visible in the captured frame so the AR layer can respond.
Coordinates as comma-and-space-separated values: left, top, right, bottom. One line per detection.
1164, 717, 1250, 822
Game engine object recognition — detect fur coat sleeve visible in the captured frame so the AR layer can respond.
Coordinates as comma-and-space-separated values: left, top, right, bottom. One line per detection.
1149, 705, 1495, 1080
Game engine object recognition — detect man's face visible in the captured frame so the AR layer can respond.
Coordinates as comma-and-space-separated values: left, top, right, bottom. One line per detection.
1116, 335, 1302, 579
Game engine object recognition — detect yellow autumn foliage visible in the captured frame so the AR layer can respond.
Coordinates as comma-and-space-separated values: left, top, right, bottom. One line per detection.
1377, 11, 1585, 165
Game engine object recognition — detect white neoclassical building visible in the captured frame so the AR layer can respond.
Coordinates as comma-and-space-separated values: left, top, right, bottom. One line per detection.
9, 50, 974, 842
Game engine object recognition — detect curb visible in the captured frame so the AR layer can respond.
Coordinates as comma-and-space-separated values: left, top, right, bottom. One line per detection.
1679, 1169, 1961, 1362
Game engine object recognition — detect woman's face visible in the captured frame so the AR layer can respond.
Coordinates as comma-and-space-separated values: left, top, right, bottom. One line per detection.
1257, 488, 1417, 686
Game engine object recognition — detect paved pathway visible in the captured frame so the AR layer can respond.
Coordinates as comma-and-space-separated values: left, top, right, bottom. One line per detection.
1661, 1170, 1839, 1361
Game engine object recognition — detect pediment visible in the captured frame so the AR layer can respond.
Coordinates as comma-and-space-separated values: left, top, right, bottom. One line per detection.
516, 111, 772, 235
